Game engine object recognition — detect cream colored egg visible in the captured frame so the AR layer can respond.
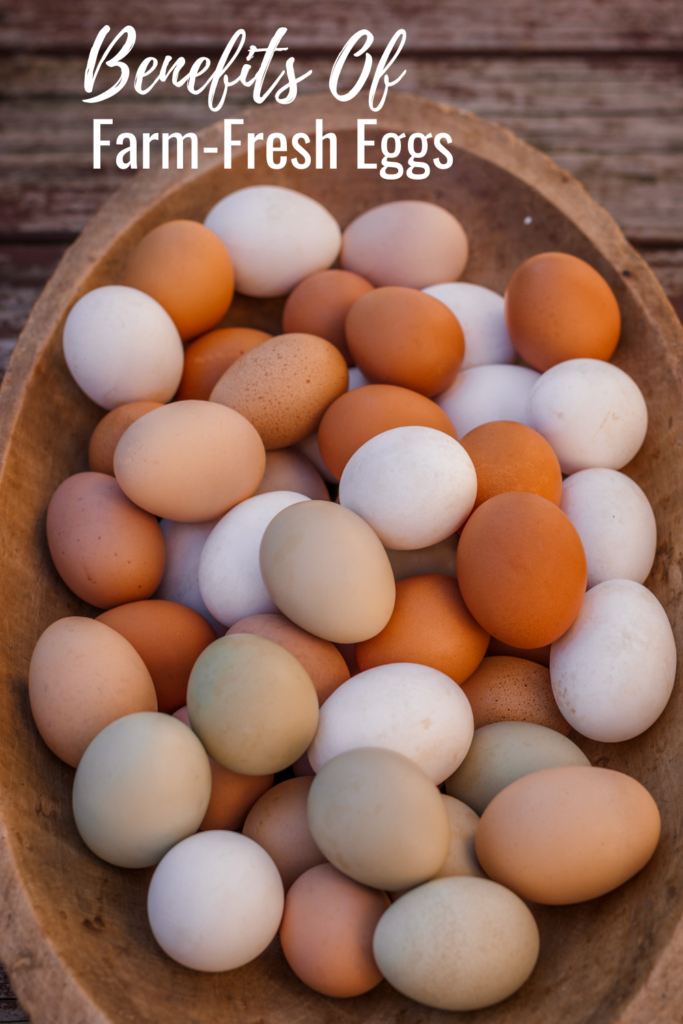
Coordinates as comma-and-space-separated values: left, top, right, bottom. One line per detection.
423, 283, 515, 369
434, 796, 484, 879
156, 518, 223, 633
436, 364, 540, 437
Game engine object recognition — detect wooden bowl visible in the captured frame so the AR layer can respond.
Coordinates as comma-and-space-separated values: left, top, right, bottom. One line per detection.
1, 92, 683, 1024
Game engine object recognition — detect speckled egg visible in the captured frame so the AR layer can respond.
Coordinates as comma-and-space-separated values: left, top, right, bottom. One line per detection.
462, 656, 570, 734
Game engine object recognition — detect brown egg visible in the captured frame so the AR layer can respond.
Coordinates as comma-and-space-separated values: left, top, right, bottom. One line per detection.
97, 600, 217, 713
504, 252, 621, 371
456, 492, 587, 648
282, 269, 374, 364
89, 401, 164, 475
476, 766, 661, 904
459, 421, 563, 511
210, 333, 348, 449
46, 472, 165, 609
226, 612, 349, 705
176, 326, 271, 401
487, 637, 551, 666
462, 656, 570, 735
173, 707, 273, 830
253, 447, 329, 501
124, 219, 234, 342
280, 863, 389, 997
243, 777, 326, 891
318, 383, 457, 480
346, 288, 464, 397
356, 574, 489, 684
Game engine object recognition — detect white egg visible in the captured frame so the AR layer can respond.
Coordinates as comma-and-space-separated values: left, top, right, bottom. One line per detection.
528, 358, 648, 474
147, 831, 284, 971
156, 518, 223, 633
63, 285, 183, 410
204, 185, 341, 297
550, 579, 676, 742
422, 282, 515, 369
561, 468, 657, 588
296, 432, 337, 482
308, 663, 474, 784
198, 491, 310, 627
339, 425, 476, 549
435, 364, 540, 438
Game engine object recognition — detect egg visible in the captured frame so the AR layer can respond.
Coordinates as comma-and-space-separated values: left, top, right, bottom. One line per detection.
155, 517, 222, 633
456, 492, 587, 648
340, 200, 468, 288
242, 777, 326, 891
423, 282, 515, 369
62, 285, 184, 409
210, 333, 348, 449
433, 796, 484, 881
176, 326, 271, 401
459, 420, 563, 511
504, 252, 621, 371
46, 472, 165, 609
282, 269, 374, 364
253, 448, 329, 501
88, 401, 164, 475
462, 656, 570, 734
113, 400, 266, 522
280, 864, 389, 997
123, 219, 235, 342
345, 287, 464, 397
28, 616, 157, 767
356, 574, 488, 682
296, 432, 338, 483
436, 364, 540, 437
385, 534, 459, 582
475, 765, 661, 903
204, 185, 341, 297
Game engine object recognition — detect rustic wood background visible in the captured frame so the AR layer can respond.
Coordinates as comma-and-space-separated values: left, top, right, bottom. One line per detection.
0, 0, 682, 1019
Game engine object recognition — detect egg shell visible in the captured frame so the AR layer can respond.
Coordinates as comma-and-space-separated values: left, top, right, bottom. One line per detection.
259, 500, 396, 644
204, 185, 341, 297
339, 426, 477, 550
210, 333, 348, 450
318, 383, 457, 480
242, 777, 326, 891
528, 358, 648, 474
88, 401, 164, 475
462, 656, 570, 734
226, 612, 349, 706
187, 634, 319, 775
282, 269, 375, 365
459, 420, 563, 511
560, 468, 657, 588
62, 285, 184, 409
550, 579, 676, 742
72, 711, 212, 868
423, 282, 515, 369
123, 219, 235, 342
308, 663, 474, 784
173, 707, 273, 831
393, 796, 483, 897
156, 518, 223, 633
176, 326, 272, 401
504, 252, 621, 371
46, 472, 166, 609
386, 534, 459, 582
28, 616, 157, 767
280, 863, 388, 997
114, 400, 266, 522
373, 877, 539, 1011
198, 491, 311, 627
147, 831, 284, 971
456, 491, 587, 648
345, 287, 464, 397
356, 574, 488, 683
96, 600, 217, 714
487, 636, 551, 666
307, 748, 450, 891
253, 448, 329, 502
296, 432, 337, 483
475, 765, 661, 904
445, 721, 589, 815
436, 364, 540, 438
340, 200, 468, 288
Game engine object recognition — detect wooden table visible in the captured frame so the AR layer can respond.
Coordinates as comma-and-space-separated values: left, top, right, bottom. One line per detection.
0, 1, 681, 1019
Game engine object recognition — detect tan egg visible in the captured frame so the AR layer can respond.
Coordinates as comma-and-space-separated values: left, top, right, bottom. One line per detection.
210, 333, 348, 449
46, 472, 165, 609
88, 401, 164, 475
259, 500, 396, 644
462, 656, 570, 734
253, 448, 329, 502
243, 777, 326, 891
124, 219, 234, 342
226, 612, 349, 705
282, 269, 374, 364
392, 795, 484, 898
386, 534, 459, 582
176, 326, 271, 401
476, 765, 661, 904
28, 616, 157, 767
113, 401, 265, 522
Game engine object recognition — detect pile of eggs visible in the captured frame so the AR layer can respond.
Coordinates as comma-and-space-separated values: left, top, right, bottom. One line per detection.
28, 183, 676, 1012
